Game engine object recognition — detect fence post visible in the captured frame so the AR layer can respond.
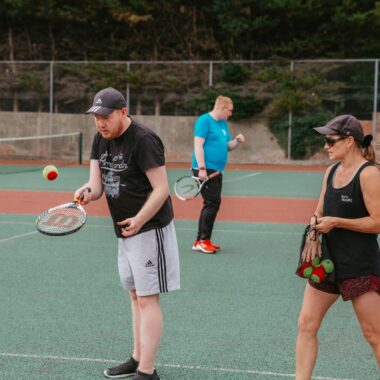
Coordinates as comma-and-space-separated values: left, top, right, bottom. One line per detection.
49, 61, 54, 132
78, 132, 83, 164
373, 59, 379, 138
209, 61, 213, 87
126, 62, 130, 109
288, 60, 294, 159
49, 61, 54, 154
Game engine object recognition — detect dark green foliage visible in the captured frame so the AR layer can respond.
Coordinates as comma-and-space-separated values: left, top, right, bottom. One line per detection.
231, 93, 265, 120
184, 62, 263, 120
184, 88, 264, 120
0, 1, 379, 60
263, 62, 354, 158
0, 0, 378, 143
269, 113, 334, 159
220, 62, 250, 85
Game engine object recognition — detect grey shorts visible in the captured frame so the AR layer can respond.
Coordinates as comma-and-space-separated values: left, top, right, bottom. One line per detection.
118, 221, 180, 296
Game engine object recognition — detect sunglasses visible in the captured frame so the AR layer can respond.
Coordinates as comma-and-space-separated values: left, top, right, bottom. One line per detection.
324, 136, 347, 147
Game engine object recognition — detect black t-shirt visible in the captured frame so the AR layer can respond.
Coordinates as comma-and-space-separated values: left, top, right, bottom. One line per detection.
323, 161, 380, 279
90, 117, 174, 238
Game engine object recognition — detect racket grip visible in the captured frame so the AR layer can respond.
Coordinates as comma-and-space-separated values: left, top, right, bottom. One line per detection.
76, 187, 91, 202
207, 171, 221, 180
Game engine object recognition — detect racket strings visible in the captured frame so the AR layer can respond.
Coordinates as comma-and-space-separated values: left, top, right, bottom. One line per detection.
37, 206, 86, 234
175, 177, 200, 200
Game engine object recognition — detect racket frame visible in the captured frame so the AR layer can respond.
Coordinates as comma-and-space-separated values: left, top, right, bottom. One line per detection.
35, 201, 87, 236
174, 171, 220, 201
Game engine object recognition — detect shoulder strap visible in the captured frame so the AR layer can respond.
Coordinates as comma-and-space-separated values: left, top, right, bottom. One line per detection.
356, 161, 373, 175
326, 162, 340, 187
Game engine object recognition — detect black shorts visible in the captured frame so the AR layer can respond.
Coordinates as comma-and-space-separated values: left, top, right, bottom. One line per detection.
309, 275, 380, 301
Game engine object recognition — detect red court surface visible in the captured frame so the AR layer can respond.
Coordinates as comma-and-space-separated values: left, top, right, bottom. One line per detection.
0, 190, 317, 224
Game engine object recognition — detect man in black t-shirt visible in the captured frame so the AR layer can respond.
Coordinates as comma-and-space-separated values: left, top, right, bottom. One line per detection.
75, 87, 180, 380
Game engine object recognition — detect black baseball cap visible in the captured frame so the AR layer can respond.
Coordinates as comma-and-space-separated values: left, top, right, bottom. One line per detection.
313, 115, 364, 142
85, 87, 126, 116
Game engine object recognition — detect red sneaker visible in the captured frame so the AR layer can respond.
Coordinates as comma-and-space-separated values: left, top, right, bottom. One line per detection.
192, 240, 200, 251
210, 241, 221, 250
196, 240, 216, 254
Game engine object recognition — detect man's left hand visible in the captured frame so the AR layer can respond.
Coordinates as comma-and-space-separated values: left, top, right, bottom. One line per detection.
117, 217, 142, 237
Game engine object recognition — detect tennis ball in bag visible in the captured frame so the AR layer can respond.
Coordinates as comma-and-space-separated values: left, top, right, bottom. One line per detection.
297, 262, 313, 278
311, 257, 321, 267
310, 265, 326, 283
310, 259, 334, 283
43, 165, 59, 181
321, 259, 334, 273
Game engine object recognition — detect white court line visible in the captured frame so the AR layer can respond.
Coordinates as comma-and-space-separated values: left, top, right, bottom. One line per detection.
0, 231, 37, 244
0, 352, 354, 380
0, 221, 34, 226
223, 172, 262, 183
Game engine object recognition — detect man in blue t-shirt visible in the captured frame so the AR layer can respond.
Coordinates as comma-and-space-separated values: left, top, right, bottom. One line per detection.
191, 95, 245, 253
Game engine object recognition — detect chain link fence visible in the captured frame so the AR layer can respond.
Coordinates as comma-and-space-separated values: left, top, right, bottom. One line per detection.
0, 59, 379, 160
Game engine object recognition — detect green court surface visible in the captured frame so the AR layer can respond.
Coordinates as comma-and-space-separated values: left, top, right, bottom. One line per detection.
0, 165, 324, 198
0, 166, 379, 379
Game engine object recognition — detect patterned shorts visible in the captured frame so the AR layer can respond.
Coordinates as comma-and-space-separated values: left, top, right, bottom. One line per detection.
309, 275, 380, 301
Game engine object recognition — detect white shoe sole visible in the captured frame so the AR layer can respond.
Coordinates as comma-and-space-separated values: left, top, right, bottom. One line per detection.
198, 247, 216, 253
103, 370, 136, 378
192, 243, 216, 253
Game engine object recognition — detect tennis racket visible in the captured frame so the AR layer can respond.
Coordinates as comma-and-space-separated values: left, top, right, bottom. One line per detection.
174, 171, 220, 201
35, 188, 91, 236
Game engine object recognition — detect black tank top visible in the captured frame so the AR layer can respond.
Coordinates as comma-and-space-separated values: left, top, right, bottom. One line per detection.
323, 161, 380, 280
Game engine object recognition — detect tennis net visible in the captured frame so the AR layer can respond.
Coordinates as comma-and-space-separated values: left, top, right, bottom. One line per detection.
0, 132, 83, 165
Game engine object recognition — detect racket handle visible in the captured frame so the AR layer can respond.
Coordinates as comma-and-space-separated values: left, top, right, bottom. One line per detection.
207, 171, 221, 180
76, 187, 91, 202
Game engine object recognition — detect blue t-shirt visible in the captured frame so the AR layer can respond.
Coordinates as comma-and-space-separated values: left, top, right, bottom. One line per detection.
191, 113, 232, 171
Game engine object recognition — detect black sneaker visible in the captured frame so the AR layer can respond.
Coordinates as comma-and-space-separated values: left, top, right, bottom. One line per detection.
103, 357, 139, 378
132, 369, 160, 380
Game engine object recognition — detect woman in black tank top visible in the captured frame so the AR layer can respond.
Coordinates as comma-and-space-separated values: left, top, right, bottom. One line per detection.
295, 115, 380, 379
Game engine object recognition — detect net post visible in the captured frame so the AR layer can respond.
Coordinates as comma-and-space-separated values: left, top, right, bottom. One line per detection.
78, 132, 83, 164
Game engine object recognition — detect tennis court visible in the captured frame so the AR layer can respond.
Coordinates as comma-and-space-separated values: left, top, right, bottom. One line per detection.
0, 164, 378, 379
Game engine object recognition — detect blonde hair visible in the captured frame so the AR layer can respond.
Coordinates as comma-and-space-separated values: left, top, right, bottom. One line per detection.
355, 140, 379, 165
214, 95, 233, 109
363, 145, 378, 164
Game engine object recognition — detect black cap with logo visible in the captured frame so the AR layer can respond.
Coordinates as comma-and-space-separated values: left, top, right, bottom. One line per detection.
85, 87, 126, 116
313, 114, 364, 142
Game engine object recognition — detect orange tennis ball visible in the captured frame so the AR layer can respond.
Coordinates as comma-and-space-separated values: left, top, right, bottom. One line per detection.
43, 165, 58, 181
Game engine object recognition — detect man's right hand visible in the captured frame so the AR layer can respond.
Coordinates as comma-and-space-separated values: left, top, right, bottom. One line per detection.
74, 186, 92, 204
198, 168, 207, 180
